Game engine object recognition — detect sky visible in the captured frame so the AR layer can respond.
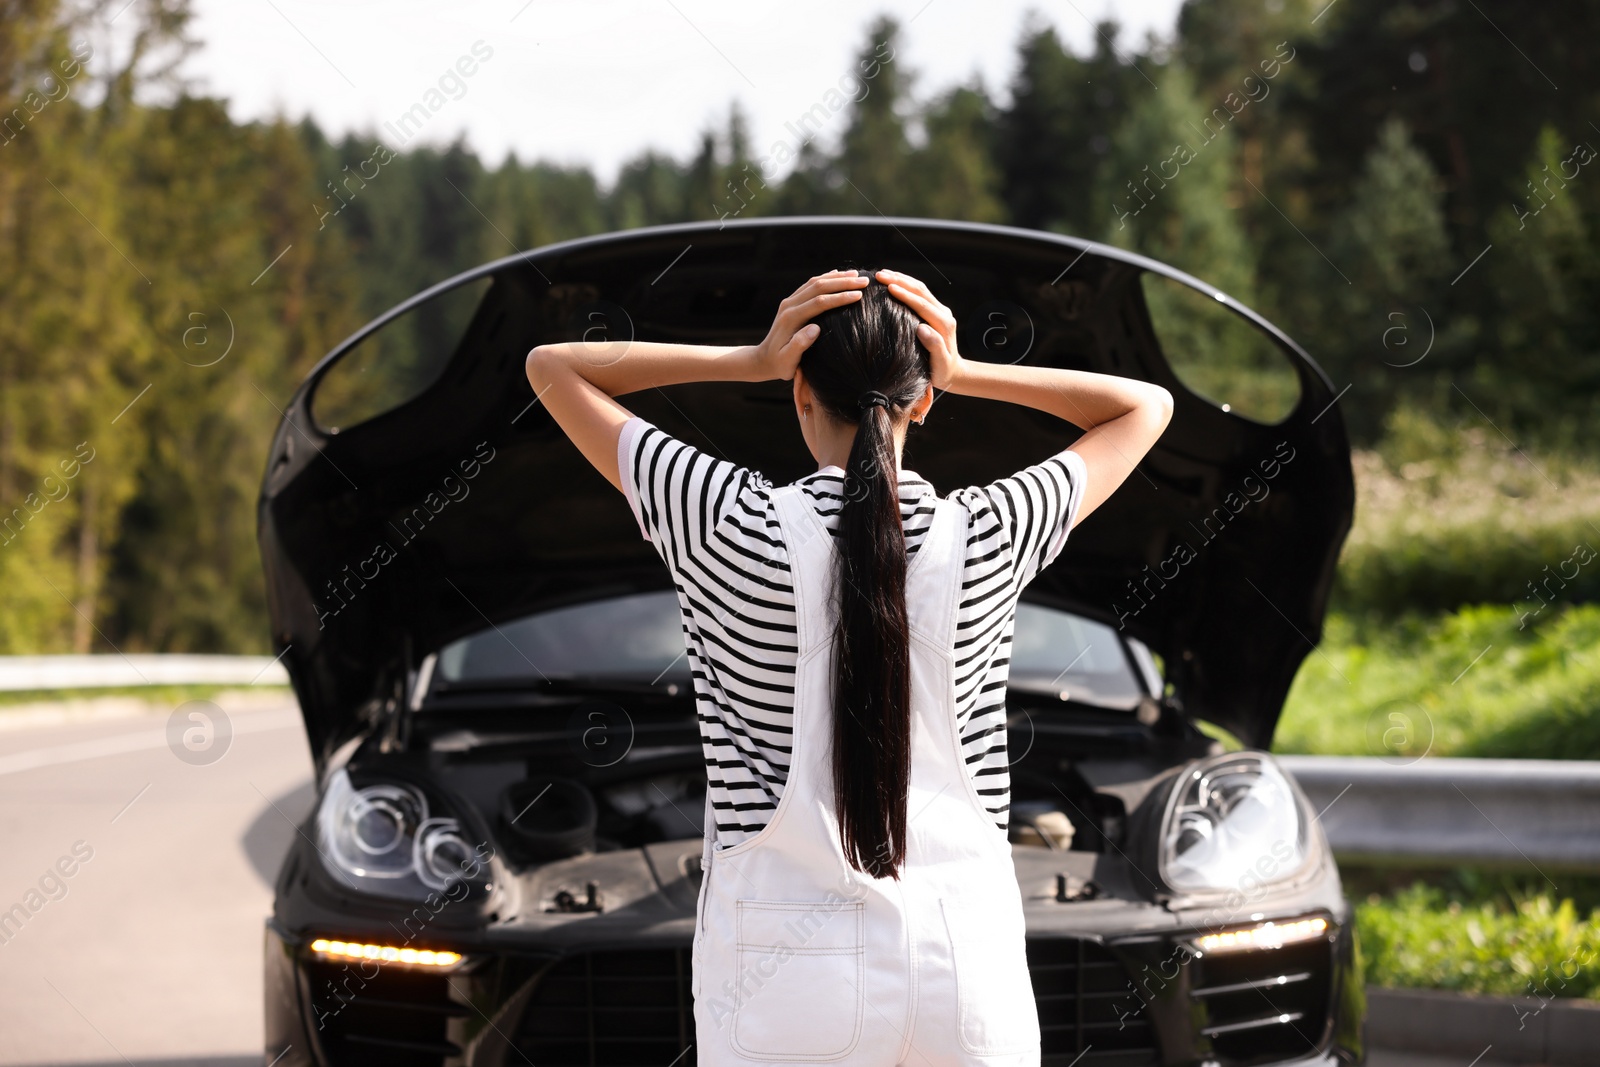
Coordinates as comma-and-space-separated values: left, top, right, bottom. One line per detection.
164, 0, 1188, 187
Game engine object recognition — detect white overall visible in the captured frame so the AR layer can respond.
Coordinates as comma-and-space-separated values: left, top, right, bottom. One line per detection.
691, 483, 1042, 1066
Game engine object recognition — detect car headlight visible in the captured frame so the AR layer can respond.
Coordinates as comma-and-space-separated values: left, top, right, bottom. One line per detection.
316, 768, 493, 900
1158, 752, 1315, 896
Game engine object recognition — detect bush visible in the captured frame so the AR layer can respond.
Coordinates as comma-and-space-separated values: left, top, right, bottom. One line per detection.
1357, 882, 1600, 999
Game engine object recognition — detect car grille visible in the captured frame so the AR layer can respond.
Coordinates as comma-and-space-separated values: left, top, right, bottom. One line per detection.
512, 940, 1159, 1067
1189, 938, 1334, 1063
306, 960, 469, 1066
515, 946, 696, 1065
1029, 938, 1161, 1066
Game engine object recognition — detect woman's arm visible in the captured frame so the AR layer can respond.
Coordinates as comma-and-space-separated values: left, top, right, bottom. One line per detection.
523, 340, 753, 494
877, 268, 1173, 529
524, 271, 869, 492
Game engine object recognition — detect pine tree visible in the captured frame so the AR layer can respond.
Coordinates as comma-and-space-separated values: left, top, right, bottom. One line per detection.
1338, 116, 1451, 306
0, 2, 153, 652
908, 83, 1006, 223
1284, 114, 1457, 440
1094, 58, 1256, 299
834, 16, 916, 216
995, 19, 1145, 237
1479, 123, 1600, 439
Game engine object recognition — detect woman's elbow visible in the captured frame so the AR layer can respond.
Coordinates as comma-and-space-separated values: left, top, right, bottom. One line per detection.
1136, 383, 1174, 433
1151, 384, 1175, 426
524, 344, 559, 389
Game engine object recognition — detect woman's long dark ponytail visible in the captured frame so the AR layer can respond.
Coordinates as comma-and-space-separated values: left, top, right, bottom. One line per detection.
799, 269, 931, 881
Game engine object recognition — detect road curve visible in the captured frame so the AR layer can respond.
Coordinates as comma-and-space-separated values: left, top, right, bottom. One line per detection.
0, 697, 313, 1066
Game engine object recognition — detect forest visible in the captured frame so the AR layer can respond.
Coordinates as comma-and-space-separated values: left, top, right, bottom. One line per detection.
2, 0, 1598, 658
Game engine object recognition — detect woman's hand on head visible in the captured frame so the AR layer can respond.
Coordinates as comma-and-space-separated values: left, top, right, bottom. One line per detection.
749, 270, 869, 381
875, 269, 963, 391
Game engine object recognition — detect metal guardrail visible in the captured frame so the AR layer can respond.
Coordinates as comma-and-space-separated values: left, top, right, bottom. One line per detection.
0, 654, 289, 691
1279, 755, 1600, 873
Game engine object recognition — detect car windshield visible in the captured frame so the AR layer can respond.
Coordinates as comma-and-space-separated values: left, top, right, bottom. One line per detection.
1007, 601, 1148, 707
431, 591, 1146, 708
435, 591, 690, 688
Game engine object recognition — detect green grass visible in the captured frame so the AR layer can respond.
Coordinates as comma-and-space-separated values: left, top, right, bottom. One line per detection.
1353, 874, 1600, 999
1334, 410, 1600, 617
1272, 602, 1600, 760
1272, 409, 1600, 759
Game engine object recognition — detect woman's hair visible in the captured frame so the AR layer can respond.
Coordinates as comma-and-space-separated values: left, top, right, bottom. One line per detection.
798, 268, 932, 881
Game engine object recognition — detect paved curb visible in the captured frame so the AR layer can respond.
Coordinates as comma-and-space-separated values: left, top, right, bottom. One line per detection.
0, 688, 294, 732
0, 653, 290, 690
1368, 986, 1600, 1065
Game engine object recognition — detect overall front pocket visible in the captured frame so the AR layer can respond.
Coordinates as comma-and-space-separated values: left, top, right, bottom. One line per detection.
731, 898, 865, 1060
940, 896, 1040, 1056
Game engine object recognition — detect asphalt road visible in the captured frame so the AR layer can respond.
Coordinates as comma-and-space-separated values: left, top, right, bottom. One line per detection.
0, 695, 313, 1066
0, 696, 1547, 1067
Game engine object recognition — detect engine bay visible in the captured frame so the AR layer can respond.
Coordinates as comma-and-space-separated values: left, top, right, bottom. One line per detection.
302, 688, 1221, 922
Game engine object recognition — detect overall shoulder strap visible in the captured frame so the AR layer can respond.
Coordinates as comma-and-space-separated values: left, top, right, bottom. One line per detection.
770, 483, 833, 658
904, 494, 967, 650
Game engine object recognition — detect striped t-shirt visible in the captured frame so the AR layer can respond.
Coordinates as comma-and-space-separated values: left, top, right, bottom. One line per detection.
618, 417, 1088, 849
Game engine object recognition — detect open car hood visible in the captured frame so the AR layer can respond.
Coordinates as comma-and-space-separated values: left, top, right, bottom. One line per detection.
258, 217, 1353, 772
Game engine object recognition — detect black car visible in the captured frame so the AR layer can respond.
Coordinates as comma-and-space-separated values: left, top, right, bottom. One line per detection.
259, 216, 1362, 1067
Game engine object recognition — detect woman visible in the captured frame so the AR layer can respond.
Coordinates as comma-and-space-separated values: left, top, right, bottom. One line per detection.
525, 268, 1172, 1066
